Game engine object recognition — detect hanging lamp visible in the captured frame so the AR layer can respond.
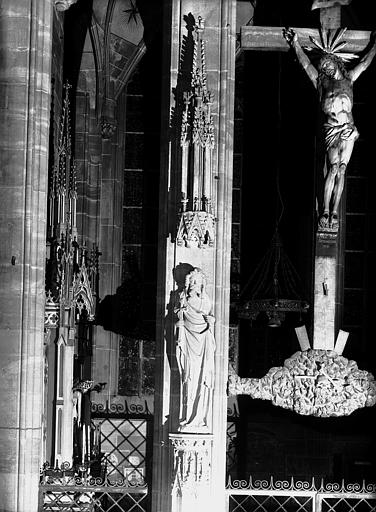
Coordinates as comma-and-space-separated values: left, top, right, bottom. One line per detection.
237, 52, 309, 327
237, 229, 309, 327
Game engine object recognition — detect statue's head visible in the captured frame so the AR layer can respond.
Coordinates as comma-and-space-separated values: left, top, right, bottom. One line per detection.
318, 54, 346, 78
309, 28, 356, 78
185, 268, 206, 293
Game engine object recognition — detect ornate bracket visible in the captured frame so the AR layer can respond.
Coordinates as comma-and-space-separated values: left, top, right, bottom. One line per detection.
170, 433, 213, 498
176, 210, 215, 248
228, 349, 376, 417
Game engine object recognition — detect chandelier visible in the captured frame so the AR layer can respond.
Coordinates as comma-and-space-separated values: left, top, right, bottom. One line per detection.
237, 230, 309, 327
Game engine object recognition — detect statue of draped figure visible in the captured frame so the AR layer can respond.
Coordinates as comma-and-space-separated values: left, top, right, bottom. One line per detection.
175, 268, 216, 432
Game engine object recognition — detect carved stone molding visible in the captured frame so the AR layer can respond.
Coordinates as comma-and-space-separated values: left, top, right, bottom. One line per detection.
317, 226, 338, 241
45, 290, 60, 328
176, 210, 215, 248
72, 259, 96, 321
170, 433, 213, 498
228, 349, 376, 417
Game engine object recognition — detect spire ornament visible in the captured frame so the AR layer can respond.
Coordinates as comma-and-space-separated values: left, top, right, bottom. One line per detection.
176, 16, 216, 248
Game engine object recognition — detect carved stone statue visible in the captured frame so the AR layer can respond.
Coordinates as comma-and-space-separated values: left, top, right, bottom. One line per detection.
175, 268, 216, 431
283, 28, 376, 229
228, 349, 376, 417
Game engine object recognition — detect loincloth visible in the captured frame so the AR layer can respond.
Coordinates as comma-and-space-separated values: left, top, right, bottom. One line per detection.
323, 122, 359, 151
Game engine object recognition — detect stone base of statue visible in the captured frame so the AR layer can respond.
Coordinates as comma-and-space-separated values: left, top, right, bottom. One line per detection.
178, 423, 211, 434
169, 433, 213, 512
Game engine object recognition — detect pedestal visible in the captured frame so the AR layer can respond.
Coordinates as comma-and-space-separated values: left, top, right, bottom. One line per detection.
170, 434, 213, 512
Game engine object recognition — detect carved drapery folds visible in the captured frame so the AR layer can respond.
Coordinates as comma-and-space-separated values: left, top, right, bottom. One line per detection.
170, 434, 213, 499
177, 17, 216, 248
175, 268, 216, 432
228, 349, 376, 417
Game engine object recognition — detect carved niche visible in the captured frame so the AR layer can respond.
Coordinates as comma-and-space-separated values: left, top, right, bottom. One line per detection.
45, 83, 99, 327
176, 16, 216, 248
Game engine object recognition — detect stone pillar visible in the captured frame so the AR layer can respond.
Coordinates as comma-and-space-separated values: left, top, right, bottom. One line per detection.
170, 434, 213, 512
61, 337, 75, 464
94, 95, 125, 398
0, 1, 53, 510
152, 1, 236, 511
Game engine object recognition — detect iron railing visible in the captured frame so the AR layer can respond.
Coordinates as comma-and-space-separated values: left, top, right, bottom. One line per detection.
227, 476, 376, 512
40, 401, 153, 512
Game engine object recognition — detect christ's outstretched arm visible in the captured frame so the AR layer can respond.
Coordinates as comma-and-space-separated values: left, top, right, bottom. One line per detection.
283, 28, 318, 87
349, 31, 376, 81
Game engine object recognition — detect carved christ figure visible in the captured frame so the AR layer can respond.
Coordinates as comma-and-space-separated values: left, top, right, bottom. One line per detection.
175, 268, 216, 431
283, 28, 376, 229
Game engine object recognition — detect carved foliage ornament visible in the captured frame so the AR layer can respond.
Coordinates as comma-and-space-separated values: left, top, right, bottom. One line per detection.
170, 435, 212, 498
228, 349, 376, 417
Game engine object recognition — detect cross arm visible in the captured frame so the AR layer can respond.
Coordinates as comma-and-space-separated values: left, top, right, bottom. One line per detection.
240, 26, 372, 53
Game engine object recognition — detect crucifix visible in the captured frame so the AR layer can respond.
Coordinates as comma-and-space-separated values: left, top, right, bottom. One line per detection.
241, 2, 375, 231
228, 0, 376, 417
240, 1, 376, 352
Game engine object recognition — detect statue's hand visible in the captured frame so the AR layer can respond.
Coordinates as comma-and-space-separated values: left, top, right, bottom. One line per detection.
283, 27, 297, 45
204, 314, 215, 326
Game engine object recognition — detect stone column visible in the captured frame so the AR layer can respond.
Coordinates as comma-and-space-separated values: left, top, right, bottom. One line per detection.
152, 1, 236, 511
0, 1, 53, 511
94, 95, 124, 398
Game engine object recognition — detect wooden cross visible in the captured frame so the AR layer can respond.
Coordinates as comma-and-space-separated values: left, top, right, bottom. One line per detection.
239, 2, 373, 351
240, 2, 371, 59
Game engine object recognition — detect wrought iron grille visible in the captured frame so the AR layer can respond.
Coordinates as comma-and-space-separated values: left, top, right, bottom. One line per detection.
40, 401, 153, 512
229, 493, 314, 512
91, 409, 151, 484
227, 477, 376, 512
227, 405, 239, 479
42, 484, 148, 512
320, 497, 376, 511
